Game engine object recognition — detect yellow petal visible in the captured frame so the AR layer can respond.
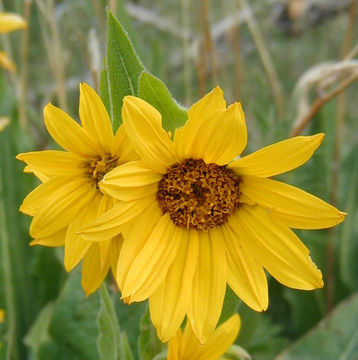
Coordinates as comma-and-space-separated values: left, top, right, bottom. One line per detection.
79, 196, 154, 241
30, 178, 96, 238
232, 205, 323, 290
174, 87, 226, 160
116, 201, 163, 291
81, 243, 110, 296
101, 183, 158, 202
188, 230, 227, 344
79, 83, 114, 154
240, 176, 346, 229
64, 195, 103, 271
196, 314, 241, 360
43, 103, 99, 158
111, 125, 139, 162
180, 321, 202, 358
96, 195, 117, 269
100, 161, 161, 201
30, 227, 67, 247
16, 150, 86, 177
99, 239, 112, 270
122, 96, 177, 173
0, 13, 26, 33
149, 230, 199, 342
109, 235, 124, 276
103, 161, 162, 187
0, 51, 16, 72
20, 177, 68, 216
167, 330, 182, 360
229, 133, 324, 177
223, 223, 268, 311
23, 165, 50, 182
121, 214, 182, 302
192, 102, 247, 165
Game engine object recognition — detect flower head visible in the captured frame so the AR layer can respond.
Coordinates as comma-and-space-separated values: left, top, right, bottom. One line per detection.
167, 314, 240, 360
0, 12, 26, 72
17, 83, 137, 295
80, 87, 345, 342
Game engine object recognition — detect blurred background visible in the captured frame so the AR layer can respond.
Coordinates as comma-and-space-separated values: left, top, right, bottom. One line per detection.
0, 0, 358, 359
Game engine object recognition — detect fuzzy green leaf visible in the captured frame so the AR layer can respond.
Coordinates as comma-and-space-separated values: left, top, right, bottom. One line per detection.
37, 272, 101, 360
106, 10, 144, 131
120, 332, 135, 360
139, 72, 187, 134
24, 303, 54, 358
99, 61, 111, 116
97, 284, 121, 360
339, 144, 358, 290
219, 287, 241, 325
138, 307, 165, 360
277, 293, 358, 360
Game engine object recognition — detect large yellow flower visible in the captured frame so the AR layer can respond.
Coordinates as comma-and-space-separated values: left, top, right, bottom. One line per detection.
167, 314, 240, 360
17, 83, 137, 295
0, 13, 26, 72
80, 87, 345, 342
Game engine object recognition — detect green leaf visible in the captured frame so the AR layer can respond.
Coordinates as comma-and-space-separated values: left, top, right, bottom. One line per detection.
99, 60, 111, 116
97, 284, 121, 360
283, 285, 324, 336
138, 72, 187, 133
277, 293, 358, 360
106, 10, 144, 131
114, 296, 146, 353
236, 303, 288, 360
38, 271, 101, 360
138, 307, 165, 360
120, 332, 135, 360
339, 144, 358, 290
24, 302, 54, 358
219, 287, 241, 326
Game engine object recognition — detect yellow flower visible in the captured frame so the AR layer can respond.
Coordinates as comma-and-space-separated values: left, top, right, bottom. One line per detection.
0, 309, 5, 323
0, 117, 10, 131
17, 83, 137, 295
0, 12, 27, 72
80, 87, 345, 342
167, 314, 240, 360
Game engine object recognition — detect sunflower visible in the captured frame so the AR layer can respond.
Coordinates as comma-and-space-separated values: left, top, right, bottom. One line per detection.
80, 87, 345, 342
17, 83, 137, 295
167, 314, 240, 360
0, 12, 26, 72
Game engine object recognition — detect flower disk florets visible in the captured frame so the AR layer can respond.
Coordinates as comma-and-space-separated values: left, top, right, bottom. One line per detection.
88, 154, 118, 187
157, 158, 241, 231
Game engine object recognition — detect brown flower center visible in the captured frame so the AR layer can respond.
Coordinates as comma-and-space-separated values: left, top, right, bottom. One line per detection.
157, 159, 241, 231
88, 154, 118, 187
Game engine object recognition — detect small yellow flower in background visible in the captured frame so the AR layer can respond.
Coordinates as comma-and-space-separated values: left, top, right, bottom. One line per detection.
0, 117, 10, 131
80, 87, 345, 342
17, 83, 137, 295
0, 309, 5, 323
167, 314, 240, 360
0, 12, 27, 73
0, 13, 26, 33
0, 51, 17, 73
